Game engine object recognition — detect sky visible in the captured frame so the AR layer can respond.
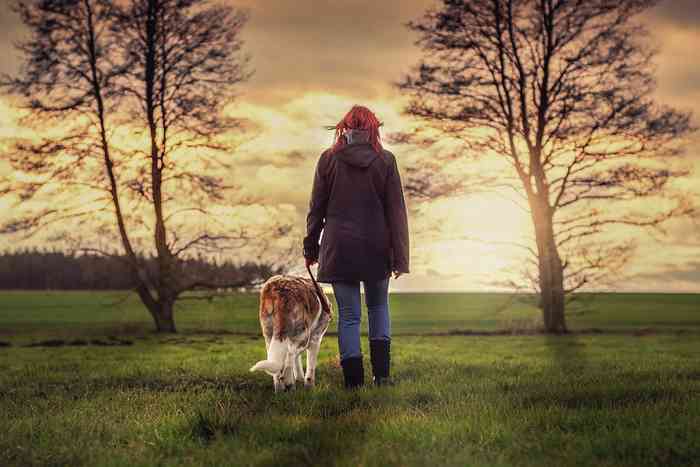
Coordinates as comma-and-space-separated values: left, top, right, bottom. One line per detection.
0, 0, 699, 292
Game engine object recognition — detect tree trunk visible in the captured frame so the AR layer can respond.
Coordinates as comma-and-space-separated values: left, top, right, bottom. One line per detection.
532, 200, 567, 334
134, 284, 176, 333
148, 299, 177, 333
141, 0, 178, 335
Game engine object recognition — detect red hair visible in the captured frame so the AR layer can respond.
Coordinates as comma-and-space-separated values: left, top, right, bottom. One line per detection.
325, 105, 384, 156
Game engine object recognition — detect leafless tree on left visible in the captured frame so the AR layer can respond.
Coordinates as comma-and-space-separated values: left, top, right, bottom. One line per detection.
0, 0, 292, 332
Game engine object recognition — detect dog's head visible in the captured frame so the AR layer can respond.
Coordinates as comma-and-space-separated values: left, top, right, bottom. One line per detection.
249, 335, 296, 392
249, 359, 295, 392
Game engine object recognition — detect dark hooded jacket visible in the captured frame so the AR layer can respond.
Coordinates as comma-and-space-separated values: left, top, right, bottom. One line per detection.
303, 130, 410, 283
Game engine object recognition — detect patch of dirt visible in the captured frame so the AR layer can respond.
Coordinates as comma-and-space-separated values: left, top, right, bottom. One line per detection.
157, 336, 225, 345
25, 339, 67, 347
89, 338, 133, 346
23, 336, 133, 348
187, 329, 238, 336
159, 337, 194, 345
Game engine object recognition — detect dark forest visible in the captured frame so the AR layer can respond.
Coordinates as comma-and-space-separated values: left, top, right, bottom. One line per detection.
0, 249, 277, 290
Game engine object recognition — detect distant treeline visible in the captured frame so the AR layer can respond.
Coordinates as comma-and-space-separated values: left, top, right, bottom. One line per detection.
0, 249, 277, 290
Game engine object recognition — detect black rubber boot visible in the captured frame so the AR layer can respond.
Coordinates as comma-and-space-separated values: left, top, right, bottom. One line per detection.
369, 339, 392, 386
340, 356, 365, 389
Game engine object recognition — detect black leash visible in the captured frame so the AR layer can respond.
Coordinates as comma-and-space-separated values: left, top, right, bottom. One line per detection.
306, 263, 330, 315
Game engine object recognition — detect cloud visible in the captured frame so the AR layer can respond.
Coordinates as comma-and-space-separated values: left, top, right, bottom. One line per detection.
627, 261, 700, 287
647, 0, 700, 29
229, 0, 432, 102
235, 150, 308, 169
0, 3, 27, 78
425, 268, 460, 280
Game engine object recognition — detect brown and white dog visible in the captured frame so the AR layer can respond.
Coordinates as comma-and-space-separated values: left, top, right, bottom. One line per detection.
249, 274, 332, 392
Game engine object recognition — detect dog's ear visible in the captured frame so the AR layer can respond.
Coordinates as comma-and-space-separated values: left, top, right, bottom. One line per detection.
249, 360, 283, 375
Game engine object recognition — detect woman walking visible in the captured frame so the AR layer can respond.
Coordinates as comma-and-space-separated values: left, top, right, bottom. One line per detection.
303, 105, 410, 389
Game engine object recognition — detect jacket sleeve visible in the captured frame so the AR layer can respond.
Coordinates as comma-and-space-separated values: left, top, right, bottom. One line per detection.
385, 154, 410, 273
303, 151, 330, 260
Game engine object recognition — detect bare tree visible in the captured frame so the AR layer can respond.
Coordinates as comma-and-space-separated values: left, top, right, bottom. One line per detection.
0, 0, 288, 332
394, 0, 696, 332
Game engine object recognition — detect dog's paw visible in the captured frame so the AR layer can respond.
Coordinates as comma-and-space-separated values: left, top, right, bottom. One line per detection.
304, 377, 315, 388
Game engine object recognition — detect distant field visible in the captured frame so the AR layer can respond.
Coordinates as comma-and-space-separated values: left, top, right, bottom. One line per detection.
0, 291, 698, 341
1, 291, 699, 467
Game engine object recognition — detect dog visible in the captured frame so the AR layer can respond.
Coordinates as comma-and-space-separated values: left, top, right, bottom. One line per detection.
249, 274, 332, 392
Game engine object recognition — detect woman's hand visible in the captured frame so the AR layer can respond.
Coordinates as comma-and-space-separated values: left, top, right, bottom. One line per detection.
305, 257, 317, 268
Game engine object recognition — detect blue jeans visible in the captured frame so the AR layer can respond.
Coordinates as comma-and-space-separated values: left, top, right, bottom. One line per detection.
331, 277, 391, 361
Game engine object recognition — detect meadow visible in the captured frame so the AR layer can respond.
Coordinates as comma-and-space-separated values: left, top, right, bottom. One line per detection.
2, 290, 699, 340
1, 291, 699, 466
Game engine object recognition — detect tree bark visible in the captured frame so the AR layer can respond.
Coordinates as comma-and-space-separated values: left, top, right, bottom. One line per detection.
532, 199, 567, 333
147, 299, 177, 333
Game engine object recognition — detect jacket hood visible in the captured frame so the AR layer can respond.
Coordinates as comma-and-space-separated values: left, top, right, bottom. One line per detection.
344, 128, 370, 144
334, 143, 382, 168
334, 129, 385, 168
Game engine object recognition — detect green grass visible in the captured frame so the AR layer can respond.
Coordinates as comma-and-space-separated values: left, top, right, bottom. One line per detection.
1, 291, 699, 466
1, 291, 698, 341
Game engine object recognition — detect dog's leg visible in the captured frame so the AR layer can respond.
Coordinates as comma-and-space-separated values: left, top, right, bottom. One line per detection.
282, 350, 296, 391
294, 352, 304, 383
304, 338, 322, 388
273, 373, 284, 393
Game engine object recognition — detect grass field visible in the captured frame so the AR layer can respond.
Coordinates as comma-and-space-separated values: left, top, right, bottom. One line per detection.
1, 291, 699, 466
1, 290, 699, 340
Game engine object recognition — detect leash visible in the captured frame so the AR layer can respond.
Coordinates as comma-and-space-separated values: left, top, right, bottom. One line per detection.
306, 262, 330, 315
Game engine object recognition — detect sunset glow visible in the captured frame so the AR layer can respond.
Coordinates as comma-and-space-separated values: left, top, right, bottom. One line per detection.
0, 0, 698, 292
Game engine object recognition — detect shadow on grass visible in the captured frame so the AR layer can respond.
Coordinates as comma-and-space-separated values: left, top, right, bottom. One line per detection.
256, 414, 374, 467
514, 333, 696, 411
0, 374, 262, 402
518, 386, 690, 410
544, 333, 587, 373
182, 388, 378, 467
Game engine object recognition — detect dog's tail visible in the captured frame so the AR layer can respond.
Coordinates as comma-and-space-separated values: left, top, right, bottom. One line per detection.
249, 336, 287, 375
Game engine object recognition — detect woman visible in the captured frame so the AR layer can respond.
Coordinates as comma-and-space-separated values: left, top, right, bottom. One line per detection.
303, 105, 410, 389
